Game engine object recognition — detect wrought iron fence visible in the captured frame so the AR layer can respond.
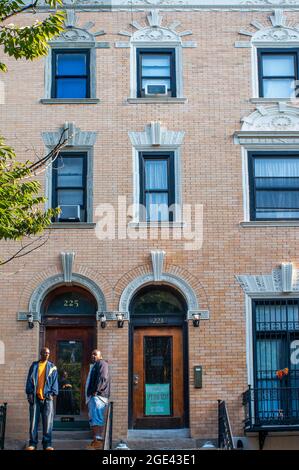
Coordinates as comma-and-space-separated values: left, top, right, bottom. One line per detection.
0, 403, 7, 450
243, 386, 299, 429
218, 400, 234, 450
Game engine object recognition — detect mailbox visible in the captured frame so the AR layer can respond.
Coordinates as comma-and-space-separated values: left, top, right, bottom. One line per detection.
194, 365, 203, 388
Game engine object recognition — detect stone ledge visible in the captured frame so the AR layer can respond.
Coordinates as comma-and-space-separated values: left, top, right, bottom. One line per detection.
126, 97, 187, 104
240, 221, 299, 228
49, 223, 96, 229
128, 222, 186, 228
40, 98, 100, 105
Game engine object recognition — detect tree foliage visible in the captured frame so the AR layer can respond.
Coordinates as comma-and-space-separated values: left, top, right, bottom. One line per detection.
0, 1, 66, 263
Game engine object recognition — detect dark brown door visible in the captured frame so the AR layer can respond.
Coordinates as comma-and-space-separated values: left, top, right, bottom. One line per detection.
46, 327, 95, 417
133, 326, 184, 429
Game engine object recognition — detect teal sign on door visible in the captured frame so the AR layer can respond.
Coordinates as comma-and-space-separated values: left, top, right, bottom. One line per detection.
145, 384, 170, 416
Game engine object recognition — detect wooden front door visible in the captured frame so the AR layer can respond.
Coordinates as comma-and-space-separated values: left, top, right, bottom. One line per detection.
46, 327, 95, 418
132, 326, 184, 429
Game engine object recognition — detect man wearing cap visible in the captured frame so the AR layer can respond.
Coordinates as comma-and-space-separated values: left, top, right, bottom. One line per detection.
25, 347, 59, 450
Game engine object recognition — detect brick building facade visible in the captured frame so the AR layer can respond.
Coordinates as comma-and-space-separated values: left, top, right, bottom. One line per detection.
1, 0, 299, 450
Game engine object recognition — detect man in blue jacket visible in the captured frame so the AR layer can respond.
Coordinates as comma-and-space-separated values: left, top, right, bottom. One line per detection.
25, 347, 58, 450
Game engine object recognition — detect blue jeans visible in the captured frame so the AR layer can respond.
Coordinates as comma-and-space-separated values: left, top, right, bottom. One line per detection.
88, 396, 107, 426
29, 397, 54, 448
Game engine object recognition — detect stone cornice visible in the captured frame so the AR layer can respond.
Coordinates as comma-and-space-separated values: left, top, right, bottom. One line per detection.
29, 1, 299, 12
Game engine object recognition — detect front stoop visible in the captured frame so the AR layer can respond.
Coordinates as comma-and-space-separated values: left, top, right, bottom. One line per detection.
52, 430, 94, 450
126, 438, 198, 450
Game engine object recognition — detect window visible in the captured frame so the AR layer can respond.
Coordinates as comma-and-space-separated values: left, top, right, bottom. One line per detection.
52, 50, 90, 99
137, 49, 176, 98
52, 152, 87, 222
249, 152, 299, 220
252, 299, 299, 425
258, 49, 298, 98
139, 152, 175, 222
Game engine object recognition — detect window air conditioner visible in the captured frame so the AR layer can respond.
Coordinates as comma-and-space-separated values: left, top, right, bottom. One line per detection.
145, 84, 167, 96
58, 205, 80, 222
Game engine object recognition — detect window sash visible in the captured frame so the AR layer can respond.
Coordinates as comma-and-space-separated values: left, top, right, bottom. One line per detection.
258, 49, 298, 98
52, 153, 87, 222
139, 152, 175, 222
136, 48, 176, 98
249, 153, 299, 220
52, 49, 90, 99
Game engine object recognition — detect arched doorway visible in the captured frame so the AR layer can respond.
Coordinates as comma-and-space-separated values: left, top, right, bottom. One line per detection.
41, 286, 97, 429
129, 285, 189, 429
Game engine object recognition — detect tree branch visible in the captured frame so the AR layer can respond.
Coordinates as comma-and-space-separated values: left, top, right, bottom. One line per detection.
1, 1, 39, 22
0, 231, 50, 266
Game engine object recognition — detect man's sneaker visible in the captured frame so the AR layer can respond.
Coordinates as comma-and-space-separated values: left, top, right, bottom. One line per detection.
25, 446, 36, 450
44, 447, 54, 451
85, 439, 103, 450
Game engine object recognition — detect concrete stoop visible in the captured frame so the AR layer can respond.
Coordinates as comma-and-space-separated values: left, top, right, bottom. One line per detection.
126, 438, 198, 450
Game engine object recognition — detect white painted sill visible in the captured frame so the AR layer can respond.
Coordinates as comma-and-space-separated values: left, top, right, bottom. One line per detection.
126, 97, 187, 104
240, 221, 299, 227
50, 223, 96, 229
40, 98, 100, 104
128, 221, 186, 228
250, 98, 294, 104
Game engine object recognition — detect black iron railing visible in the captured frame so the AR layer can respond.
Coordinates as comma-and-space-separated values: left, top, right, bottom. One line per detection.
0, 403, 7, 450
243, 386, 299, 430
103, 401, 113, 450
218, 400, 234, 450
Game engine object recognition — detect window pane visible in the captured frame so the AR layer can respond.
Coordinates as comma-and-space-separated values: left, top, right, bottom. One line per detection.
256, 190, 299, 209
56, 78, 87, 98
142, 78, 171, 90
146, 192, 169, 221
262, 54, 295, 77
56, 53, 87, 76
256, 210, 299, 219
57, 157, 83, 187
145, 160, 168, 190
254, 158, 299, 177
57, 189, 83, 206
256, 177, 299, 189
263, 79, 294, 98
142, 54, 170, 77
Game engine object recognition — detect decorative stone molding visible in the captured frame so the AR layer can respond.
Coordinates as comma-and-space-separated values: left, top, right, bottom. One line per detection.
236, 262, 299, 296
187, 310, 210, 320
116, 10, 196, 48
129, 121, 185, 148
61, 251, 76, 283
234, 131, 299, 146
27, 273, 107, 316
96, 311, 129, 321
50, 9, 108, 47
42, 122, 97, 148
17, 312, 41, 323
119, 272, 200, 317
281, 262, 294, 292
240, 104, 299, 132
151, 250, 166, 281
34, 0, 299, 11
237, 9, 299, 49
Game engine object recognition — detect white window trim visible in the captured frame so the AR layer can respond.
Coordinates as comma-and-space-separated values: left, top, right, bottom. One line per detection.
43, 44, 97, 101
130, 43, 184, 100
252, 43, 299, 100
132, 145, 182, 224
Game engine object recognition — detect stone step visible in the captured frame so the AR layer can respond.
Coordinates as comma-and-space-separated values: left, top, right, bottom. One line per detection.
52, 430, 92, 440
126, 438, 198, 450
52, 439, 94, 450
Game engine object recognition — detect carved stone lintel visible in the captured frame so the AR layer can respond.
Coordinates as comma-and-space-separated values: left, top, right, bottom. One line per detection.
240, 104, 299, 132
129, 122, 185, 148
236, 262, 297, 295
42, 122, 97, 148
61, 251, 76, 283
151, 250, 166, 281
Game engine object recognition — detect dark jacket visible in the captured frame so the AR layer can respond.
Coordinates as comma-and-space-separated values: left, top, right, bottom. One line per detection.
26, 360, 59, 398
87, 359, 110, 399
